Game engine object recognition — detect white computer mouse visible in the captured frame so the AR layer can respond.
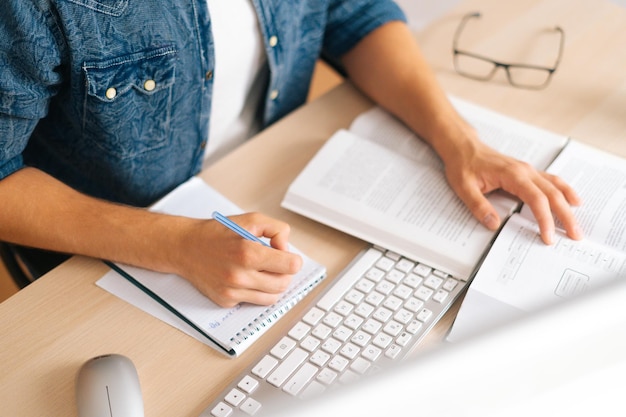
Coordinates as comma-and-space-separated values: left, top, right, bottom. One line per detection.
76, 354, 144, 417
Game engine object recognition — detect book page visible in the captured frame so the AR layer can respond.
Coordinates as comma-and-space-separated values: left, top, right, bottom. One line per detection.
448, 213, 626, 341
97, 177, 326, 356
521, 140, 626, 251
283, 99, 567, 278
350, 97, 567, 171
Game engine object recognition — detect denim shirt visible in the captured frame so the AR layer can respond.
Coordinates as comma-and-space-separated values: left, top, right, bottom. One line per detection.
0, 0, 405, 206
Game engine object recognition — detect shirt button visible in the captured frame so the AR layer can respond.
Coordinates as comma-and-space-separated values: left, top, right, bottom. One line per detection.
143, 79, 156, 92
205, 70, 213, 80
270, 89, 279, 100
269, 36, 278, 47
200, 140, 207, 149
105, 87, 117, 99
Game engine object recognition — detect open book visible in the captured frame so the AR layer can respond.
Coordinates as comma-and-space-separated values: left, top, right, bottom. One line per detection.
97, 177, 326, 357
282, 97, 566, 280
447, 140, 626, 341
281, 98, 626, 340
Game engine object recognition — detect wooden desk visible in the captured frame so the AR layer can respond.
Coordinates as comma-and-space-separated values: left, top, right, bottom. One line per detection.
2, 0, 626, 415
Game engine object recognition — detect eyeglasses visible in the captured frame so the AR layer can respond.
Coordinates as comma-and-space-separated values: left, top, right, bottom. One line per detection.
452, 12, 565, 89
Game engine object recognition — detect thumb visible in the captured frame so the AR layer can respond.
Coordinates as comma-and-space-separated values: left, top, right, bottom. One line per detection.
455, 183, 502, 231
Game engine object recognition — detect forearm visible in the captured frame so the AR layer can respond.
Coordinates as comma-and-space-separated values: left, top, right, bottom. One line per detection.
341, 21, 478, 164
0, 167, 188, 273
0, 167, 302, 306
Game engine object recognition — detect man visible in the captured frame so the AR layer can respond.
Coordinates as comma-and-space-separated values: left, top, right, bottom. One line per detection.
0, 0, 581, 307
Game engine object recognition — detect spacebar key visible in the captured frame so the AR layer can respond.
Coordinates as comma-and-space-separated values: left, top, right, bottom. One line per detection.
317, 247, 383, 312
267, 348, 308, 388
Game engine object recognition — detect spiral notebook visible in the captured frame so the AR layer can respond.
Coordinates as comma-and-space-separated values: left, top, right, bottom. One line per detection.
96, 177, 326, 357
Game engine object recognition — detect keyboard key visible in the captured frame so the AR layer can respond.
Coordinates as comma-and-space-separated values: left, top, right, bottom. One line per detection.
312, 323, 332, 339
343, 314, 364, 330
432, 269, 448, 278
302, 307, 325, 326
403, 273, 423, 288
344, 289, 365, 305
224, 389, 245, 407
211, 402, 233, 417
395, 259, 415, 273
433, 289, 449, 303
270, 336, 296, 359
415, 286, 434, 301
375, 256, 395, 272
334, 300, 354, 316
361, 344, 382, 362
316, 368, 338, 385
332, 325, 353, 342
382, 295, 402, 311
354, 302, 374, 318
251, 355, 278, 379
365, 291, 385, 306
300, 335, 321, 352
406, 320, 423, 334
393, 284, 413, 300
339, 342, 360, 360
350, 357, 371, 374
267, 348, 308, 388
443, 277, 459, 291
351, 330, 371, 347
239, 398, 261, 416
321, 338, 342, 354
309, 350, 330, 367
383, 320, 403, 337
385, 344, 402, 359
404, 297, 424, 313
300, 380, 326, 399
385, 269, 405, 284
355, 278, 376, 293
372, 307, 392, 322
237, 376, 259, 394
317, 247, 382, 311
288, 322, 311, 341
365, 267, 385, 283
361, 318, 382, 335
394, 308, 413, 324
322, 311, 343, 328
396, 331, 412, 347
413, 264, 431, 277
372, 333, 393, 349
424, 275, 444, 289
417, 308, 433, 322
328, 355, 349, 372
283, 362, 318, 396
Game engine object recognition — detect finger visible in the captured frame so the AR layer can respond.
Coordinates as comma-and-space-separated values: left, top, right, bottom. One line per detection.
232, 213, 292, 250
503, 175, 556, 244
451, 179, 502, 231
540, 173, 583, 240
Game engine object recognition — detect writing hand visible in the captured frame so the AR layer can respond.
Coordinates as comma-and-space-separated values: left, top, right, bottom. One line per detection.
175, 212, 303, 307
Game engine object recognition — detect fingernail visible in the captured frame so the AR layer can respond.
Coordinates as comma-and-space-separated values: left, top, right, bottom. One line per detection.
482, 213, 499, 230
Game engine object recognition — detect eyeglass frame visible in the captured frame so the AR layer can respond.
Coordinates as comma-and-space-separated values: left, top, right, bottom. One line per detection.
452, 12, 565, 90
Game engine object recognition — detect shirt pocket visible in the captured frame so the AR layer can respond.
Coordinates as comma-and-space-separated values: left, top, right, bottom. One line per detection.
82, 45, 177, 160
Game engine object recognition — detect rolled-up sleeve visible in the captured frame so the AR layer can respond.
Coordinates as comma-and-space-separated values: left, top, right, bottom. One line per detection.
0, 0, 64, 179
323, 0, 407, 60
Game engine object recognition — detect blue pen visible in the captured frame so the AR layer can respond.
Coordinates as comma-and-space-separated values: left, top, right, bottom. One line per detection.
212, 211, 271, 247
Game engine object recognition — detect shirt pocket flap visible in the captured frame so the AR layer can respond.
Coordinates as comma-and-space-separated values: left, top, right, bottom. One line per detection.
84, 46, 177, 102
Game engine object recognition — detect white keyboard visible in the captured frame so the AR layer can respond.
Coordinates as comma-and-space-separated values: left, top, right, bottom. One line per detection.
200, 246, 469, 417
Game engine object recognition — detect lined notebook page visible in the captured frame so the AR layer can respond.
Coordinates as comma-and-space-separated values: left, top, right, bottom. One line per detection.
97, 177, 326, 356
